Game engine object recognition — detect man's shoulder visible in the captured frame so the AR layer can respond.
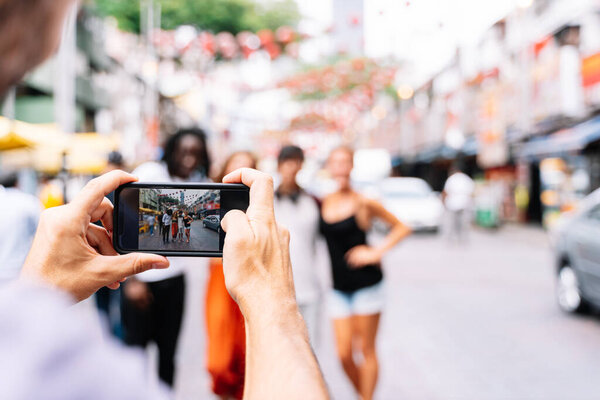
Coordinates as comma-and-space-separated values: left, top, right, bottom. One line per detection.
5, 189, 42, 213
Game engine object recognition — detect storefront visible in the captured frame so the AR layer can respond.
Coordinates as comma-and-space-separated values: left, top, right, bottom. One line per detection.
517, 115, 600, 227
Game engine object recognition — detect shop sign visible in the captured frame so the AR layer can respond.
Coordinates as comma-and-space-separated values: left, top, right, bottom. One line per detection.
477, 82, 509, 168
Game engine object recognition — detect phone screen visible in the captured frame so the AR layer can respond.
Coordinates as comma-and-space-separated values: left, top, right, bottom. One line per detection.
114, 183, 249, 256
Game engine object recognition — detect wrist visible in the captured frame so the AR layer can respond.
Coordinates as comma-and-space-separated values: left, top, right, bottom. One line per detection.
241, 290, 302, 331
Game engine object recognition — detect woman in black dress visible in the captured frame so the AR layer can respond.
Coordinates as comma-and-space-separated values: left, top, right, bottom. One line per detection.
320, 146, 410, 400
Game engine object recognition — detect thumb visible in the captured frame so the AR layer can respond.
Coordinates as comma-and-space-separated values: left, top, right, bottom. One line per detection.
100, 253, 169, 282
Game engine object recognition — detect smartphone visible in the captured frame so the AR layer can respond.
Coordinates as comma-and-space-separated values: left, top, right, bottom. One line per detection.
113, 182, 249, 257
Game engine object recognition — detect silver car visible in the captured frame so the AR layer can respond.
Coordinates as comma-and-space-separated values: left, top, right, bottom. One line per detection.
379, 177, 444, 232
552, 189, 600, 313
203, 215, 221, 232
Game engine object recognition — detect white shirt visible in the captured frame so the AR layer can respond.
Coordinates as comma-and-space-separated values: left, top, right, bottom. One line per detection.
273, 190, 321, 304
444, 172, 475, 212
132, 162, 208, 282
0, 283, 170, 399
162, 213, 171, 225
0, 186, 41, 283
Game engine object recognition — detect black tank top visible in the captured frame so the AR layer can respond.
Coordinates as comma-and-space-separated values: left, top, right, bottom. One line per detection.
320, 215, 383, 293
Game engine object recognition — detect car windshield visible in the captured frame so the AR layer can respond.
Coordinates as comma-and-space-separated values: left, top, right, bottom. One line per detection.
383, 181, 432, 198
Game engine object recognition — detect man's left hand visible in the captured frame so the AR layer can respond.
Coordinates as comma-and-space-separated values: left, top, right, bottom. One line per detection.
21, 170, 169, 302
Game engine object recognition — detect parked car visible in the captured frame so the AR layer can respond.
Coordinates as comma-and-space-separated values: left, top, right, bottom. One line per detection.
379, 177, 444, 232
203, 215, 221, 232
551, 188, 600, 313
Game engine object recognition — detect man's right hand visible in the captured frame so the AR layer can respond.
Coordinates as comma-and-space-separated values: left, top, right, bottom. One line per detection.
221, 168, 296, 318
220, 168, 329, 400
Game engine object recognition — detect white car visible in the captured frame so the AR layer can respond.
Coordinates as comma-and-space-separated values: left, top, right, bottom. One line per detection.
379, 177, 444, 232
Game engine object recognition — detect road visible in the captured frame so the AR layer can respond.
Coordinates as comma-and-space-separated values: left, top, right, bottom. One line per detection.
139, 220, 219, 252
171, 224, 600, 399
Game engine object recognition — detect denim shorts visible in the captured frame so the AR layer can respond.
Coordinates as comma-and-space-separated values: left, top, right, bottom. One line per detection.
328, 281, 385, 319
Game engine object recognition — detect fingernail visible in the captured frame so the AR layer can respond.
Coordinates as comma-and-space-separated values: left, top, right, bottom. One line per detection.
152, 263, 168, 269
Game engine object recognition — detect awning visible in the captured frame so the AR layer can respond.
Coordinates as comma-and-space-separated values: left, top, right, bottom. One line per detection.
0, 131, 34, 151
518, 116, 600, 160
0, 117, 119, 174
140, 208, 160, 214
415, 144, 460, 163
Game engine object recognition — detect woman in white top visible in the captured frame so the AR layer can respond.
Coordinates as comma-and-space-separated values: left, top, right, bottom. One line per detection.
121, 128, 211, 387
177, 212, 185, 242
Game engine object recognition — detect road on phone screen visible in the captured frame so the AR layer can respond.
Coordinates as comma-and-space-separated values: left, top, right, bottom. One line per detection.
139, 220, 219, 252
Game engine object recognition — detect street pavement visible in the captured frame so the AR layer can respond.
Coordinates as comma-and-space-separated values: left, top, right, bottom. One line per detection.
139, 220, 219, 252
171, 224, 600, 399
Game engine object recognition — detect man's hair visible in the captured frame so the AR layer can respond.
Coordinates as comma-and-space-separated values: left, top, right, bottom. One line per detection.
161, 128, 211, 178
278, 145, 304, 165
213, 151, 257, 182
0, 171, 18, 188
107, 151, 124, 168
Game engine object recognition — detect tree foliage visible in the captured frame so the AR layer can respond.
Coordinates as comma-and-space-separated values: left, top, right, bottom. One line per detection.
93, 0, 300, 34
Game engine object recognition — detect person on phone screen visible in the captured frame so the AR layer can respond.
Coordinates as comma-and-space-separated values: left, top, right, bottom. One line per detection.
162, 209, 172, 243
177, 211, 185, 242
273, 145, 323, 347
320, 146, 411, 400
121, 128, 211, 387
205, 151, 256, 400
171, 210, 179, 242
183, 212, 193, 244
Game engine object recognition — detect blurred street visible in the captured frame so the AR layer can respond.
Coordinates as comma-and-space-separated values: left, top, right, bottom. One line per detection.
174, 224, 600, 399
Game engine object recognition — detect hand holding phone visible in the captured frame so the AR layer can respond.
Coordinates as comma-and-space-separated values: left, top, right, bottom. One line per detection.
113, 182, 249, 257
21, 171, 170, 301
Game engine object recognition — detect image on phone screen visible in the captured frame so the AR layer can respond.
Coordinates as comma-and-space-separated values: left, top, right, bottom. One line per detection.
139, 188, 220, 251
114, 183, 248, 256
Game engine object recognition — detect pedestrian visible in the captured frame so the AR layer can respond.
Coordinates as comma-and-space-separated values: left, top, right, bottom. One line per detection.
159, 211, 164, 235
320, 146, 411, 400
273, 145, 322, 347
147, 214, 155, 236
121, 128, 211, 387
442, 161, 475, 243
38, 174, 64, 209
183, 212, 193, 244
0, 171, 42, 285
162, 209, 172, 244
171, 210, 179, 242
205, 151, 256, 400
177, 210, 184, 242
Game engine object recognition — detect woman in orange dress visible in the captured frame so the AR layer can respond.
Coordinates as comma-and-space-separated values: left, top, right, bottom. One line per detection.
205, 151, 257, 400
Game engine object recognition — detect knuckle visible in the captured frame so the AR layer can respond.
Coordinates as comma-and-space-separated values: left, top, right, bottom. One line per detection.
279, 226, 290, 240
131, 254, 145, 275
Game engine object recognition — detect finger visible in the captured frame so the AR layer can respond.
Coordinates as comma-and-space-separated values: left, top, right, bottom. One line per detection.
107, 282, 120, 290
100, 252, 169, 282
90, 197, 114, 232
222, 168, 274, 217
73, 170, 136, 217
87, 224, 118, 256
221, 209, 252, 236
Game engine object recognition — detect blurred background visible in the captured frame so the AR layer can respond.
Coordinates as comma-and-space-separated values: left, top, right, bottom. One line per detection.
3, 0, 600, 399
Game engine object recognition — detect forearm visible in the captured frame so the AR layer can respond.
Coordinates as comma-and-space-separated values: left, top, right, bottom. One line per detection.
375, 223, 411, 255
242, 298, 329, 400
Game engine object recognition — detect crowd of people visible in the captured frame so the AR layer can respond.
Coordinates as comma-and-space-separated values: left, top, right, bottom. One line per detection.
1, 125, 413, 400
156, 209, 194, 244
0, 1, 492, 399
